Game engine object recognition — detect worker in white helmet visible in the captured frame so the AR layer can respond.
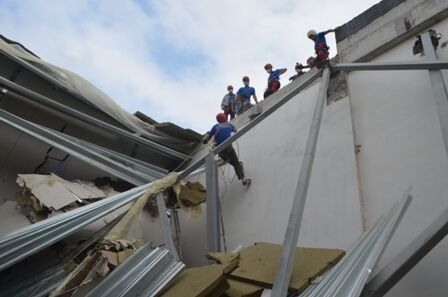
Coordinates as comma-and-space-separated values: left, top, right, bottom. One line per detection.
306, 28, 336, 67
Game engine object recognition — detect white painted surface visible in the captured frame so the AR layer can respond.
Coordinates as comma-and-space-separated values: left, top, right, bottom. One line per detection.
180, 78, 363, 266
347, 17, 448, 297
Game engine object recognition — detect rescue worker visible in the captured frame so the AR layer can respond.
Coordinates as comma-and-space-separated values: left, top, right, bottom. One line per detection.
307, 28, 336, 68
221, 85, 236, 120
289, 63, 306, 81
203, 113, 251, 186
235, 76, 258, 116
263, 63, 287, 98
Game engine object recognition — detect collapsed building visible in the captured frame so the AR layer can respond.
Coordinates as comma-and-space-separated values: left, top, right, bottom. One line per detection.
0, 0, 448, 296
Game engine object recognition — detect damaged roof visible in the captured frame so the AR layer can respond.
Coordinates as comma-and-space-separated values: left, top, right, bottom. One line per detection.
0, 34, 201, 156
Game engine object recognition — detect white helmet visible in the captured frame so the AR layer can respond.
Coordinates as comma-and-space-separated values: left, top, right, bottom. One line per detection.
307, 29, 317, 38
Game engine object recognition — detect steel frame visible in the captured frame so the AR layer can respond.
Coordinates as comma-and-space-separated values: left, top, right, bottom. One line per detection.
361, 206, 448, 297
330, 60, 448, 71
0, 108, 152, 185
156, 192, 180, 260
0, 75, 189, 160
271, 67, 331, 296
205, 153, 221, 252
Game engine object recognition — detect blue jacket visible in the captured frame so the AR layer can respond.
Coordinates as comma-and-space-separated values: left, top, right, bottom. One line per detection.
209, 122, 236, 145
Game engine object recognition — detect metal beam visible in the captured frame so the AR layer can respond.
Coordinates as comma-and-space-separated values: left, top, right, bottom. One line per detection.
205, 153, 221, 252
420, 32, 448, 161
0, 108, 152, 185
0, 184, 150, 271
361, 206, 448, 297
0, 75, 189, 160
156, 192, 179, 260
59, 131, 168, 179
177, 69, 324, 181
330, 60, 448, 72
300, 193, 412, 297
271, 67, 331, 297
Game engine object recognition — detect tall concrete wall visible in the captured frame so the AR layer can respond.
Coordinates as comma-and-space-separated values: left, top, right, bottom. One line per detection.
178, 4, 448, 296
346, 16, 448, 297
179, 75, 363, 266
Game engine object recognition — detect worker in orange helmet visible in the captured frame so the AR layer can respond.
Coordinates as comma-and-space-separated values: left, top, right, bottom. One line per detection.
203, 113, 251, 186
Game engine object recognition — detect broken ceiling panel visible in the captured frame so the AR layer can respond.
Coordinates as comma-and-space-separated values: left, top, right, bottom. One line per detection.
16, 173, 115, 211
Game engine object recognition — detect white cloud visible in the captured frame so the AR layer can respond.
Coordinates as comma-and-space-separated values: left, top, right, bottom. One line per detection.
0, 0, 379, 132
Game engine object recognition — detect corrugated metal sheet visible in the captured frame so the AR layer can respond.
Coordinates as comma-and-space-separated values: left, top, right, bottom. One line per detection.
86, 244, 184, 297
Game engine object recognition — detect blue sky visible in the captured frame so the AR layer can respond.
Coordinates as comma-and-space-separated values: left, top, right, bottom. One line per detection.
0, 0, 379, 132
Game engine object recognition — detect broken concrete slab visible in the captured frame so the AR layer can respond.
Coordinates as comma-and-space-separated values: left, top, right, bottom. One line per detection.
229, 242, 345, 294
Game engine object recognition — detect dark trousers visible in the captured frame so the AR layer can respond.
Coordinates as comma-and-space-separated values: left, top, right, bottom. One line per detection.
219, 146, 245, 180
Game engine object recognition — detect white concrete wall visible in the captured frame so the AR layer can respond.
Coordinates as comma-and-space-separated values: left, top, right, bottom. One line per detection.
346, 17, 448, 297
179, 76, 363, 266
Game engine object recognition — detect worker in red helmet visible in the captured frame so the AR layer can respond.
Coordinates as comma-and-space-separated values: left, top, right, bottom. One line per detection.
221, 85, 236, 120
203, 113, 251, 186
263, 63, 287, 98
234, 76, 258, 116
289, 63, 306, 81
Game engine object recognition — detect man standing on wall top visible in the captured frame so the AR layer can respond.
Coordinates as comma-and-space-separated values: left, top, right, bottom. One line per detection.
234, 76, 258, 116
263, 63, 287, 99
307, 28, 336, 68
203, 113, 251, 186
221, 85, 236, 121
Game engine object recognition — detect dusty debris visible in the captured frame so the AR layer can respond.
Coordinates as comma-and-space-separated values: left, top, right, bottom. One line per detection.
228, 242, 345, 294
176, 181, 206, 207
224, 279, 264, 297
15, 173, 119, 223
161, 264, 232, 297
207, 252, 240, 274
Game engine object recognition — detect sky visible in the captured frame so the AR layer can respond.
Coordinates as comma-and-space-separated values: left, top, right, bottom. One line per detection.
0, 0, 379, 133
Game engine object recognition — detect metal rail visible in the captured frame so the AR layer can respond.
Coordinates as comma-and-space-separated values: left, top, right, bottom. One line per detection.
205, 153, 221, 252
0, 108, 151, 185
300, 192, 412, 297
361, 206, 448, 297
177, 68, 324, 181
330, 60, 448, 71
271, 67, 331, 297
86, 244, 184, 297
0, 75, 189, 160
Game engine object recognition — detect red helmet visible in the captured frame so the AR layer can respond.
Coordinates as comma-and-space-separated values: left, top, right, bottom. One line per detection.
216, 113, 227, 123
242, 76, 250, 82
227, 85, 233, 90
264, 63, 273, 70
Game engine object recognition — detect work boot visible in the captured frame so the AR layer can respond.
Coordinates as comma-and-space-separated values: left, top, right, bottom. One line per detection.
242, 178, 252, 186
